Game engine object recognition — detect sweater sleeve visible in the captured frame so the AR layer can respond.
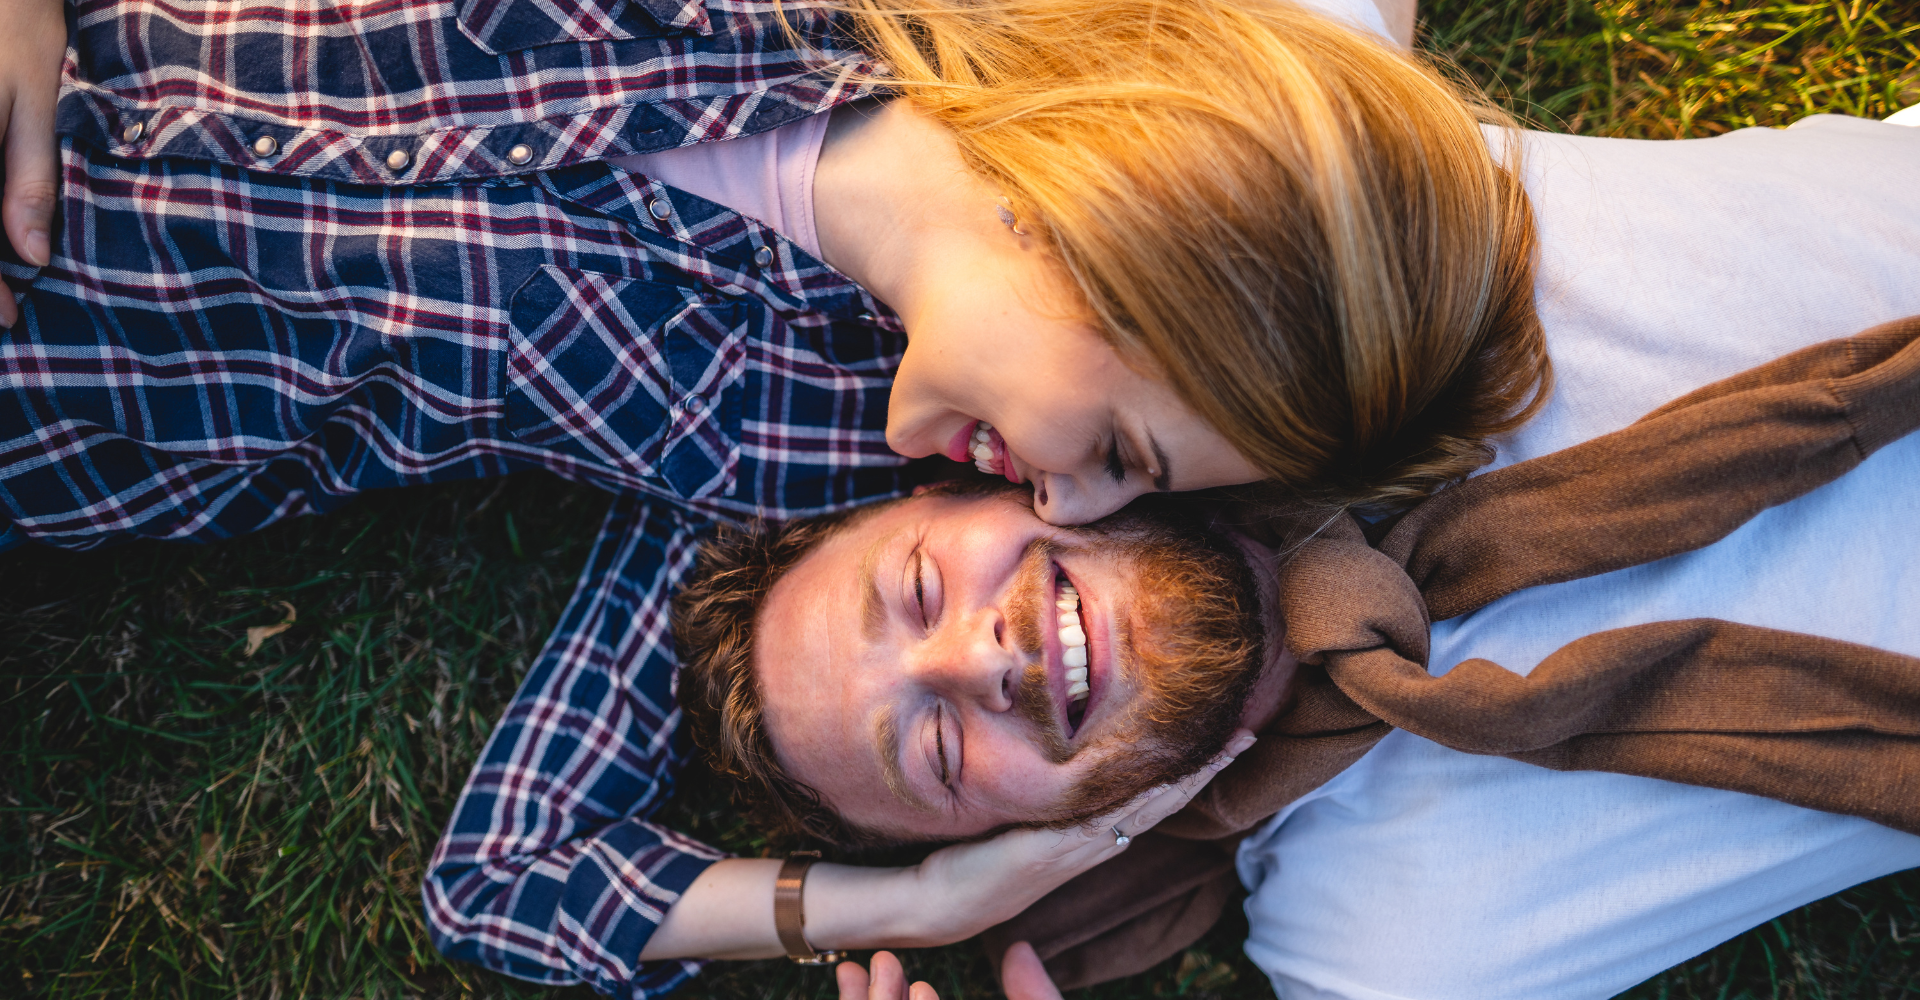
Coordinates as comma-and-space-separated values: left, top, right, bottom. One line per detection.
424, 496, 725, 998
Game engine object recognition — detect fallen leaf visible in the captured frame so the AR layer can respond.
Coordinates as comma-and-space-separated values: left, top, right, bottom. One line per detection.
244, 601, 298, 656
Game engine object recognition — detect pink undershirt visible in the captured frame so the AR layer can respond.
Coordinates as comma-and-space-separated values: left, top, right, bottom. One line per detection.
606, 111, 831, 261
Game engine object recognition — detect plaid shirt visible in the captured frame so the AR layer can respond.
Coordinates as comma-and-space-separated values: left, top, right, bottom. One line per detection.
1, 1, 906, 995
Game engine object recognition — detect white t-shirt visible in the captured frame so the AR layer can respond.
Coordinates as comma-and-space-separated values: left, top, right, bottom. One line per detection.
1238, 115, 1920, 1000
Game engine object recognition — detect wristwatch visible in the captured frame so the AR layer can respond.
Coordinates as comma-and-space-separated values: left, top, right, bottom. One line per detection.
774, 851, 849, 965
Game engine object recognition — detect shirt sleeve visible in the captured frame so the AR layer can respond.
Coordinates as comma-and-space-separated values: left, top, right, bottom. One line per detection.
424, 496, 727, 998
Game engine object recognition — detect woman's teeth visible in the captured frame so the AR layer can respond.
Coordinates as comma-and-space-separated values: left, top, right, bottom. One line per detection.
1056, 581, 1090, 701
971, 422, 997, 475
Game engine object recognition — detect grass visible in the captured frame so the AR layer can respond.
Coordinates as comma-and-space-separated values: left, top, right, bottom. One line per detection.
5, 1, 1920, 998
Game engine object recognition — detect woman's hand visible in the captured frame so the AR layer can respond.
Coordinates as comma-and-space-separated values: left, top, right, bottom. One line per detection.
0, 0, 66, 328
835, 943, 1063, 1000
640, 732, 1255, 962
808, 730, 1258, 950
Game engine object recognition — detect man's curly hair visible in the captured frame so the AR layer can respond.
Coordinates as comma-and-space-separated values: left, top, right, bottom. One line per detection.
671, 502, 903, 848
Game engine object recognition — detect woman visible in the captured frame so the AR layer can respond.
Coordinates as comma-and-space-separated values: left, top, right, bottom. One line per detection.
0, 0, 1428, 992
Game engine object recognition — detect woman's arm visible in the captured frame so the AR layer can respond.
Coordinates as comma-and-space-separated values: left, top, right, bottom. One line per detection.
0, 0, 64, 325
641, 733, 1255, 960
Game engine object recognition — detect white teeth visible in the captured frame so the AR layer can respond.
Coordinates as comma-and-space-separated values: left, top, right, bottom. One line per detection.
1056, 579, 1089, 697
971, 442, 994, 462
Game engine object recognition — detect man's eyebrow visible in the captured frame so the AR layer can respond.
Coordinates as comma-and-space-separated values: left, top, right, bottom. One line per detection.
1149, 432, 1172, 492
873, 704, 938, 813
861, 531, 890, 640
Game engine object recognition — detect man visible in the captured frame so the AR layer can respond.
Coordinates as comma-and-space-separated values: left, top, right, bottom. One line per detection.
670, 482, 1282, 847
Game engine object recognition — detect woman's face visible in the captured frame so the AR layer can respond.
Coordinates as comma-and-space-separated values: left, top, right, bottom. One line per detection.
886, 253, 1262, 526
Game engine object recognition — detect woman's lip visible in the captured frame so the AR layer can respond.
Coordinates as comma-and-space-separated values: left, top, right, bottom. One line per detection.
945, 421, 981, 463
997, 437, 1024, 485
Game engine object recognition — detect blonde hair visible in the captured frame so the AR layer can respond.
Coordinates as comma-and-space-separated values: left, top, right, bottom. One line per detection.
828, 0, 1550, 511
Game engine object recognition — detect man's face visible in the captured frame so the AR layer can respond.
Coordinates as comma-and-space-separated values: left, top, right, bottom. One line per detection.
756, 490, 1261, 842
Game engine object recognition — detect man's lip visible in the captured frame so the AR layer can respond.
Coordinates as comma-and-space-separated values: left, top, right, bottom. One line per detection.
944, 421, 980, 463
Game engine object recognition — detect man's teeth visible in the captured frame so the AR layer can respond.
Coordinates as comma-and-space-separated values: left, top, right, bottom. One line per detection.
1057, 581, 1090, 701
971, 422, 995, 475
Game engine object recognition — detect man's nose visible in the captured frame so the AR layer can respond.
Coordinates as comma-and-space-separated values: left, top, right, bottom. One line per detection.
908, 607, 1022, 712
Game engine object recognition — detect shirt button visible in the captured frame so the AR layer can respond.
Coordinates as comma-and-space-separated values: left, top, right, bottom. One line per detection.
121, 120, 145, 144
251, 135, 279, 158
683, 395, 707, 413
752, 246, 773, 269
507, 143, 534, 166
648, 198, 671, 221
385, 149, 412, 173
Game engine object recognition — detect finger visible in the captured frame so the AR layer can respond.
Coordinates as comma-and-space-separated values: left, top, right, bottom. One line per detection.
1, 284, 17, 328
868, 950, 909, 1000
3, 87, 59, 269
1001, 942, 1065, 1000
908, 982, 940, 1000
2, 20, 62, 270
836, 959, 871, 1000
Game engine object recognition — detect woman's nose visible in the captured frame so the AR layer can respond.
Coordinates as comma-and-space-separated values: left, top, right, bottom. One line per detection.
909, 610, 1019, 712
1034, 474, 1135, 526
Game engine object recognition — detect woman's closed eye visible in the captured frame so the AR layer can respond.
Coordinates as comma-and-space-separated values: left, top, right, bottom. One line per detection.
1104, 436, 1127, 483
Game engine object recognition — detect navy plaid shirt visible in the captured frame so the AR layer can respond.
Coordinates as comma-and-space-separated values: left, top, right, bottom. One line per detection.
1, 1, 907, 995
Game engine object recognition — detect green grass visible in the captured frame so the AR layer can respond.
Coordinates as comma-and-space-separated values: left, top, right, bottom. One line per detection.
6, 2, 1920, 998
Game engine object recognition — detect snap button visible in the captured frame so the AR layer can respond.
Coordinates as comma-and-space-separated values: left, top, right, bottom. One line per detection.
683, 395, 707, 414
251, 135, 279, 158
507, 143, 534, 166
648, 198, 671, 221
121, 120, 145, 144
752, 246, 773, 269
385, 149, 412, 173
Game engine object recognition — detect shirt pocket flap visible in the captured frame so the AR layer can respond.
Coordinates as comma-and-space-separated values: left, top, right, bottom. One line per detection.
506, 265, 745, 500
457, 0, 711, 56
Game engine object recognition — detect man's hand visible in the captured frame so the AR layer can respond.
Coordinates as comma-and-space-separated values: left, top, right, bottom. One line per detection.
836, 951, 937, 1000
835, 943, 1062, 1000
0, 0, 66, 327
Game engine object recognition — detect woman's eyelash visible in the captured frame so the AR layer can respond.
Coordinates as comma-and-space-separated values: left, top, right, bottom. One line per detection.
1104, 438, 1127, 483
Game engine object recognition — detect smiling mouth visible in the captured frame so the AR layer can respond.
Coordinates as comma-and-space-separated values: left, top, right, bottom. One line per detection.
1054, 571, 1091, 734
969, 422, 1025, 485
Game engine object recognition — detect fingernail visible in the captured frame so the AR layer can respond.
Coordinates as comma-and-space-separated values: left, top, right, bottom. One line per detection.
1230, 734, 1258, 755
25, 230, 49, 268
1210, 756, 1236, 771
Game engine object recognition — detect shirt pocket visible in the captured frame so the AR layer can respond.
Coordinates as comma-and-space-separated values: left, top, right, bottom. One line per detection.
456, 0, 712, 55
505, 265, 746, 500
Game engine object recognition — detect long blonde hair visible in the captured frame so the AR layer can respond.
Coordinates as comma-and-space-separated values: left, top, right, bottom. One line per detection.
827, 0, 1550, 510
